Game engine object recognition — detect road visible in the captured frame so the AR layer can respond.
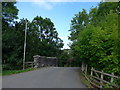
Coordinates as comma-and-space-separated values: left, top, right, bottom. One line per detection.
2, 67, 86, 88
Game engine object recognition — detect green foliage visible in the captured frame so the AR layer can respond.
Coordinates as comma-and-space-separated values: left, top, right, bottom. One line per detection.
69, 2, 119, 76
2, 2, 64, 70
2, 2, 19, 23
2, 68, 35, 76
58, 50, 69, 67
58, 49, 80, 67
103, 81, 120, 88
69, 9, 89, 41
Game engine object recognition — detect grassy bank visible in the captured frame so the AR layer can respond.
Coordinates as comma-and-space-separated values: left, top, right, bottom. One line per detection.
79, 70, 92, 88
2, 68, 36, 76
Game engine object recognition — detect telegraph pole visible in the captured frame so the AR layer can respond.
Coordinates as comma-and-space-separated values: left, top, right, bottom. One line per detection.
23, 20, 27, 70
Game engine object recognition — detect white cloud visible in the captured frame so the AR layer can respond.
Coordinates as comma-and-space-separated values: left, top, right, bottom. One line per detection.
17, 0, 54, 10
34, 1, 54, 10
7, 0, 119, 2
16, 0, 114, 10
17, 0, 102, 2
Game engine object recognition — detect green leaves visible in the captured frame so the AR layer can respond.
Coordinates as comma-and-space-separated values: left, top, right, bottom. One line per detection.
2, 3, 64, 70
69, 2, 119, 76
69, 9, 89, 41
2, 2, 19, 23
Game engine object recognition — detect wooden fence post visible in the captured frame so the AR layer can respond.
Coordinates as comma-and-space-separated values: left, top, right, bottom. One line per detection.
82, 61, 83, 72
32, 62, 34, 68
100, 70, 103, 88
84, 67, 119, 88
110, 73, 114, 83
85, 64, 87, 74
110, 73, 114, 88
90, 67, 93, 79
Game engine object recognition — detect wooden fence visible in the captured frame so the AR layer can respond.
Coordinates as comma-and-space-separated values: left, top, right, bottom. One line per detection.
25, 62, 34, 68
90, 67, 120, 88
81, 63, 120, 88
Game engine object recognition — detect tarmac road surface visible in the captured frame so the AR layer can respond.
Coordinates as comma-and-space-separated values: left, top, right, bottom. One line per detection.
2, 67, 86, 88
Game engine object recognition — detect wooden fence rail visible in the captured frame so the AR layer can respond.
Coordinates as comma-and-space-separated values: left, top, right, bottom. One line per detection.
25, 62, 34, 68
90, 67, 120, 88
81, 63, 120, 88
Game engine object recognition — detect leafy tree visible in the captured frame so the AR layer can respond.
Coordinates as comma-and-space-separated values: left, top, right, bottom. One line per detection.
2, 3, 64, 70
13, 16, 64, 66
68, 9, 89, 41
30, 16, 64, 57
58, 50, 68, 67
2, 2, 20, 69
69, 2, 119, 77
89, 2, 118, 26
2, 2, 19, 24
89, 11, 119, 73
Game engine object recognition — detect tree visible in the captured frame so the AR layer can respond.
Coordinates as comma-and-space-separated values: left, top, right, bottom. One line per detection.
30, 16, 64, 57
2, 2, 64, 70
89, 2, 118, 26
68, 9, 89, 41
58, 49, 71, 67
2, 2, 19, 25
69, 2, 119, 76
13, 16, 64, 65
2, 2, 21, 69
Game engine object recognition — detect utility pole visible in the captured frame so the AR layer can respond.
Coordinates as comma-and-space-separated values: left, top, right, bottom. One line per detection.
23, 20, 27, 70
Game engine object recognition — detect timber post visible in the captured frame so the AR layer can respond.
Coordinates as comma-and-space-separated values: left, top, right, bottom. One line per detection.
100, 70, 103, 88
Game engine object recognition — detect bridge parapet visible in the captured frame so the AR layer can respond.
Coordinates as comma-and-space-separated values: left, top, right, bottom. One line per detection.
33, 55, 58, 68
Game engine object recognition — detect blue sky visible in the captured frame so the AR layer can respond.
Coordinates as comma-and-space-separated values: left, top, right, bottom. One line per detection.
16, 1, 99, 49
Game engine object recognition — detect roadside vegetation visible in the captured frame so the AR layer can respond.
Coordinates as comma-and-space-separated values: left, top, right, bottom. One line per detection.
79, 70, 92, 88
2, 1, 120, 87
68, 2, 120, 86
2, 2, 63, 70
2, 68, 36, 76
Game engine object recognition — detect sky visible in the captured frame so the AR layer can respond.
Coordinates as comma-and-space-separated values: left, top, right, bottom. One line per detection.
16, 1, 99, 49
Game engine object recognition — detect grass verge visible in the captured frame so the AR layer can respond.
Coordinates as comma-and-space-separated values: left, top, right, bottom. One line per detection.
2, 68, 37, 76
79, 70, 93, 88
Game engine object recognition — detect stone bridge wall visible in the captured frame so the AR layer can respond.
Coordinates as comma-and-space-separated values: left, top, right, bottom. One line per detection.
33, 55, 58, 68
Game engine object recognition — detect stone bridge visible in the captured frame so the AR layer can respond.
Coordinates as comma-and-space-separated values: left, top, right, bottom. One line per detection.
33, 55, 58, 68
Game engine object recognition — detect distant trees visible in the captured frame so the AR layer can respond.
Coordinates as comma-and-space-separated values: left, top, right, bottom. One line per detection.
69, 2, 119, 76
58, 50, 69, 67
2, 2, 63, 70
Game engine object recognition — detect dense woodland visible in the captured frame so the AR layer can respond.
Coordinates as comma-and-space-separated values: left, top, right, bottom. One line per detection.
2, 1, 120, 80
59, 2, 120, 76
68, 2, 120, 85
2, 2, 64, 70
